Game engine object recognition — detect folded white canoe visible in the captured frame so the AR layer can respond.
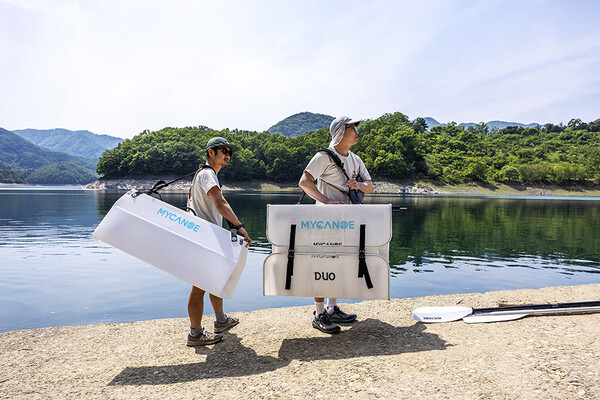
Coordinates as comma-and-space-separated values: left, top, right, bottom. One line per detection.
263, 204, 392, 299
93, 191, 248, 299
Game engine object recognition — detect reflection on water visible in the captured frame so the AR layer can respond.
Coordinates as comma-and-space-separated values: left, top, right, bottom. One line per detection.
0, 188, 599, 332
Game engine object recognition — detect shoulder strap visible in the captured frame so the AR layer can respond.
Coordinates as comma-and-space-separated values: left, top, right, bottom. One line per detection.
187, 164, 219, 212
297, 149, 345, 204
188, 165, 237, 239
199, 164, 215, 173
318, 148, 351, 180
134, 168, 199, 199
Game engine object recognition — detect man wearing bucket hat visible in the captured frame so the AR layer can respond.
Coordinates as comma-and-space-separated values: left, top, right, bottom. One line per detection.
298, 116, 374, 334
186, 136, 252, 346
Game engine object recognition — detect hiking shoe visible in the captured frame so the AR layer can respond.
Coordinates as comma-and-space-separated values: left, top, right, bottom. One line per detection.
187, 329, 223, 346
214, 315, 239, 333
312, 311, 341, 334
327, 306, 357, 323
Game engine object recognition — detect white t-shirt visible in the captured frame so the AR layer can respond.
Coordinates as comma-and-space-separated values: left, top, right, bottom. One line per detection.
188, 167, 222, 226
304, 147, 372, 204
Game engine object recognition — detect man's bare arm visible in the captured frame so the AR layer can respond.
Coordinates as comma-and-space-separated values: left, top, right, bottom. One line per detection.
298, 171, 344, 204
207, 186, 251, 244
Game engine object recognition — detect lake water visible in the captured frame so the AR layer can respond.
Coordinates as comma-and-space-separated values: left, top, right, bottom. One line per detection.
1, 187, 599, 333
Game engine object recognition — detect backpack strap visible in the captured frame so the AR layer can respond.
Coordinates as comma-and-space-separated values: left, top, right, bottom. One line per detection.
319, 148, 364, 204
297, 148, 350, 203
187, 164, 217, 212
188, 165, 239, 242
133, 169, 200, 199
318, 148, 351, 180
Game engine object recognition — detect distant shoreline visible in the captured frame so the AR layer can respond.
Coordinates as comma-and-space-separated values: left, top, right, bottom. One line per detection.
82, 177, 600, 197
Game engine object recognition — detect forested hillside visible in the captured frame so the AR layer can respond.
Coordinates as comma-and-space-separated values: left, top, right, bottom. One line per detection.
26, 162, 98, 184
13, 128, 123, 159
0, 166, 26, 183
268, 112, 334, 137
0, 128, 98, 184
97, 113, 600, 185
422, 117, 540, 130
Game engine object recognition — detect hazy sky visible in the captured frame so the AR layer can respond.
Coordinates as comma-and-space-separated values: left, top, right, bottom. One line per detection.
1, 0, 599, 139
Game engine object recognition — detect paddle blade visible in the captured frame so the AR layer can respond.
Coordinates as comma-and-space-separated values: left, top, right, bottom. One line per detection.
463, 313, 529, 324
412, 306, 473, 323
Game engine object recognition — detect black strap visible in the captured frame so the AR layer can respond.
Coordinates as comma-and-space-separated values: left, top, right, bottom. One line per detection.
357, 224, 373, 289
319, 148, 351, 180
285, 224, 296, 290
133, 165, 216, 199
137, 165, 240, 242
298, 148, 362, 203
297, 191, 306, 204
318, 148, 363, 204
187, 165, 218, 211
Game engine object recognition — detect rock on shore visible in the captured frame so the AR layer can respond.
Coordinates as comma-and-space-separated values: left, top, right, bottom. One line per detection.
84, 177, 438, 194
2, 284, 599, 399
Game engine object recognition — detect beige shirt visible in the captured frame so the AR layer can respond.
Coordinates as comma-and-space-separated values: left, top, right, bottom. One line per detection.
304, 147, 371, 204
188, 168, 222, 226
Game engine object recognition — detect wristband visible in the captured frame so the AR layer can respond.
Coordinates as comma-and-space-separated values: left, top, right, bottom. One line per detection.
234, 222, 245, 230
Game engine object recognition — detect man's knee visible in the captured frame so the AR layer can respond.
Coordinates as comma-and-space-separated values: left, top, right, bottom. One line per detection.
208, 293, 222, 301
190, 286, 205, 298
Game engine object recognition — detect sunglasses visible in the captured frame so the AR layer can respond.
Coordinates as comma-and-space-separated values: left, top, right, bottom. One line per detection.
214, 147, 233, 156
346, 125, 358, 132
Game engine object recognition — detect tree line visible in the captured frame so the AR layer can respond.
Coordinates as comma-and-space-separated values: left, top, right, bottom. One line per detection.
97, 113, 600, 185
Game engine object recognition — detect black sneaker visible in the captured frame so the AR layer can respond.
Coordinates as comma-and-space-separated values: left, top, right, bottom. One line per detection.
187, 329, 223, 346
312, 311, 341, 334
214, 315, 239, 333
327, 306, 357, 323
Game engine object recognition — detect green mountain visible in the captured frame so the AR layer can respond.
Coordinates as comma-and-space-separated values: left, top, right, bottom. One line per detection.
13, 128, 123, 159
268, 112, 334, 137
417, 117, 540, 130
0, 128, 98, 184
26, 162, 98, 184
482, 120, 540, 129
0, 166, 26, 183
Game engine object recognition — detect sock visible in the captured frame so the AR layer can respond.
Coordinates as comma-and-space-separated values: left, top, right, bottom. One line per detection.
216, 312, 227, 323
190, 325, 203, 337
315, 301, 325, 316
326, 298, 338, 314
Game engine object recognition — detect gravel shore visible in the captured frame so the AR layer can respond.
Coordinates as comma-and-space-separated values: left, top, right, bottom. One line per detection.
83, 177, 437, 194
2, 284, 599, 399
84, 177, 600, 197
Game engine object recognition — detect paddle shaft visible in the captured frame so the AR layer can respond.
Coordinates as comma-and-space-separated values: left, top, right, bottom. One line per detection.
472, 300, 600, 315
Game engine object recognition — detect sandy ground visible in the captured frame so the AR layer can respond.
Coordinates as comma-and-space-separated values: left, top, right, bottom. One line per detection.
1, 284, 599, 399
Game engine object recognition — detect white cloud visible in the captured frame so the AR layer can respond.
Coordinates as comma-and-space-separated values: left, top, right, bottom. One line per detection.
1, 0, 599, 138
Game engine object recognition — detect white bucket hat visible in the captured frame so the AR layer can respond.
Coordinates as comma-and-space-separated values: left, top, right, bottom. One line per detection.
329, 116, 361, 147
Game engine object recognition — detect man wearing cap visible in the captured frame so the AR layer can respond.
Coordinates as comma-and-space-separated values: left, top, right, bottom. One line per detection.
186, 136, 252, 346
298, 116, 374, 334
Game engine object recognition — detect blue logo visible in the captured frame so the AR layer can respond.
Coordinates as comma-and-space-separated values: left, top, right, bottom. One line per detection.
156, 208, 202, 232
300, 220, 355, 230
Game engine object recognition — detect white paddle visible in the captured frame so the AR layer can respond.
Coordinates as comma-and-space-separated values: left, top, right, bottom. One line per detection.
412, 301, 600, 324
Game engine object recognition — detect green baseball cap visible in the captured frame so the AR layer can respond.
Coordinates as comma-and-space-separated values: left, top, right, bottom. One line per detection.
205, 137, 239, 151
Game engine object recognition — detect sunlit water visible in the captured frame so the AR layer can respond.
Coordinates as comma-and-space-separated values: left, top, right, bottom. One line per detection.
1, 186, 599, 332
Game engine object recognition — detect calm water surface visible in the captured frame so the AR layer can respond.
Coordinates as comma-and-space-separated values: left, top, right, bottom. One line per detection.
1, 187, 599, 332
